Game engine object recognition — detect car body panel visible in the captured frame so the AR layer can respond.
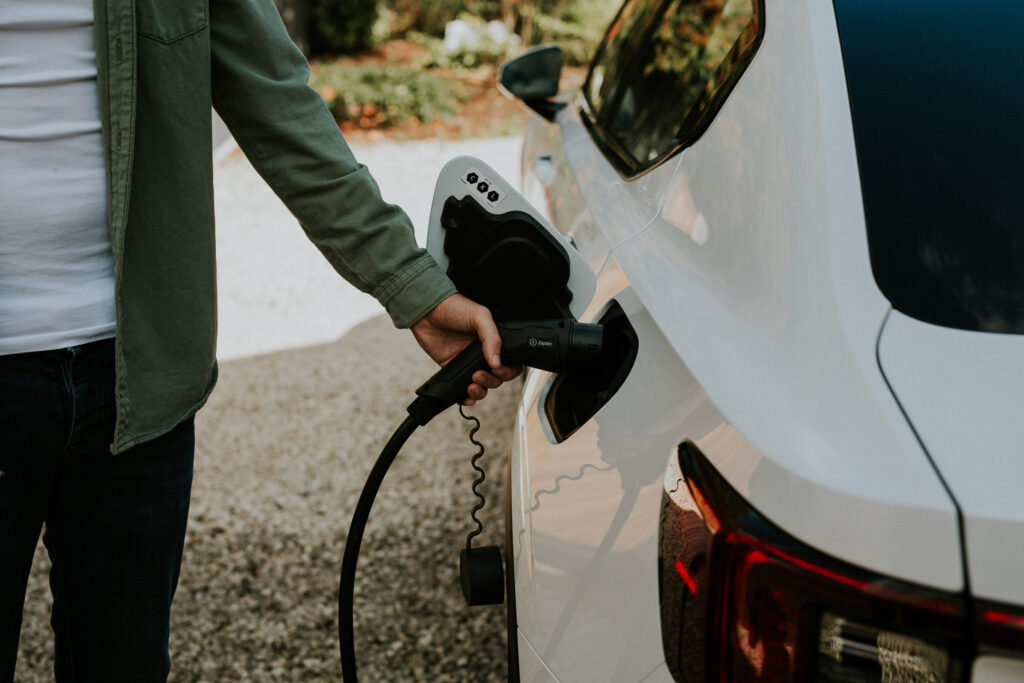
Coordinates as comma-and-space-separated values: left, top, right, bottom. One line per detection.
638, 664, 674, 683
516, 631, 559, 683
520, 116, 614, 273
520, 101, 682, 260
508, 0, 982, 679
555, 101, 680, 249
514, 264, 710, 680
520, 0, 960, 595
878, 311, 1024, 605
972, 656, 1024, 683
605, 0, 962, 591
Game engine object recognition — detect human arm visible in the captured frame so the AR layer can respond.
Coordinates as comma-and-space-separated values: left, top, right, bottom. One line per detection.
209, 0, 449, 328
208, 0, 518, 401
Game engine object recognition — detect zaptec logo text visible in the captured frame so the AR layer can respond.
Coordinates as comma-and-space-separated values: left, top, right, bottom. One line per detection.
529, 338, 553, 348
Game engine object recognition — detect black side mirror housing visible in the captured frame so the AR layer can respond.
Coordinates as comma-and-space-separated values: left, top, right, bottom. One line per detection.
498, 44, 566, 122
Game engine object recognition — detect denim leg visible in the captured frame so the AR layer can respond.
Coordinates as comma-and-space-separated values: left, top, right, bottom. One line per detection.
1, 339, 195, 682
0, 349, 71, 681
43, 342, 194, 682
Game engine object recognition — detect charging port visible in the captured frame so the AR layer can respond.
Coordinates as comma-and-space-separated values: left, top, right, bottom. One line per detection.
440, 195, 573, 320
544, 300, 638, 442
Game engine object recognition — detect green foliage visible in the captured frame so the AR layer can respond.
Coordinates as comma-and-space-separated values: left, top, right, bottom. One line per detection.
517, 0, 620, 65
360, 0, 621, 71
375, 0, 617, 67
380, 0, 502, 37
310, 0, 378, 55
646, 0, 753, 102
309, 62, 466, 127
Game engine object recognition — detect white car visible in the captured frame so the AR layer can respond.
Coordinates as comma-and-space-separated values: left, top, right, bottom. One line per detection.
498, 0, 1024, 681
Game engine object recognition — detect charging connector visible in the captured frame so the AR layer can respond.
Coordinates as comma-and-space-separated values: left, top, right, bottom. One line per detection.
408, 319, 604, 425
458, 404, 505, 607
338, 318, 604, 682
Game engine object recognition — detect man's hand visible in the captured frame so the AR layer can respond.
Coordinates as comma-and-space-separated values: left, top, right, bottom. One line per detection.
410, 294, 522, 406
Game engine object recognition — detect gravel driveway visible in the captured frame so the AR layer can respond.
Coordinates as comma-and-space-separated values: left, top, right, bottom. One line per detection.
15, 135, 523, 681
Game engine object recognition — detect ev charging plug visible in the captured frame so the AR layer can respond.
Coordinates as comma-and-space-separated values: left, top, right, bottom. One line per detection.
340, 318, 604, 681
407, 318, 603, 607
340, 158, 605, 681
407, 318, 604, 426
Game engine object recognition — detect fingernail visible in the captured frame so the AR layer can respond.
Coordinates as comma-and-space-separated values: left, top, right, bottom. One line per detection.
491, 355, 501, 366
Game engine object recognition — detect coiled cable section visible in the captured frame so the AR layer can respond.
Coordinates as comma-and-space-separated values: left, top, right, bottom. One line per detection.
459, 405, 486, 549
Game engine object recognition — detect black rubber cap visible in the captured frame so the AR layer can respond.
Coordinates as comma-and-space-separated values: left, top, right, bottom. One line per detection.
460, 546, 505, 606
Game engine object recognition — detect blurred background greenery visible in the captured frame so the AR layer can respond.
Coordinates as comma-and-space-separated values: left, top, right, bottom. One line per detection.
274, 0, 621, 136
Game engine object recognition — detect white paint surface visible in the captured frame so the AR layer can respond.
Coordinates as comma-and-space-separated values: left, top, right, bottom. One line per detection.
878, 311, 1024, 605
973, 656, 1024, 682
509, 1, 970, 680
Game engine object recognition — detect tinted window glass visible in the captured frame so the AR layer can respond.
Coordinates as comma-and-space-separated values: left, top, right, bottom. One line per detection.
584, 0, 762, 175
834, 0, 1024, 334
587, 0, 667, 115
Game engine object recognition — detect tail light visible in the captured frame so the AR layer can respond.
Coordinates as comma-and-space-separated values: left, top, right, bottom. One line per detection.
975, 601, 1024, 656
659, 441, 971, 682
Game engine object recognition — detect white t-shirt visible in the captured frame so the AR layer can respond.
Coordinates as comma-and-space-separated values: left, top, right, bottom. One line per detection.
0, 0, 116, 355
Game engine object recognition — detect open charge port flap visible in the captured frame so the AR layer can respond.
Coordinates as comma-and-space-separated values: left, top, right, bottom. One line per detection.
440, 195, 573, 321
544, 300, 639, 443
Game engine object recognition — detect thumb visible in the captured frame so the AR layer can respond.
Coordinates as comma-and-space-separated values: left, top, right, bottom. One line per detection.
473, 307, 502, 370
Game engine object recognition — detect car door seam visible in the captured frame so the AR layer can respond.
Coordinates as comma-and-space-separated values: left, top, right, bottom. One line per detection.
875, 307, 974, 609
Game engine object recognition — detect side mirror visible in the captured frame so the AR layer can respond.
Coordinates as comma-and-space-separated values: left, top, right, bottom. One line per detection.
498, 45, 566, 122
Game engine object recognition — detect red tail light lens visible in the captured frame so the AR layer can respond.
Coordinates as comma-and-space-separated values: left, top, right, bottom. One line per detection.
659, 442, 969, 682
975, 601, 1024, 656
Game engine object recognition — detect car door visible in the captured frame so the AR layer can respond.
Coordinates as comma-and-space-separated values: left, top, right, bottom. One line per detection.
512, 1, 766, 680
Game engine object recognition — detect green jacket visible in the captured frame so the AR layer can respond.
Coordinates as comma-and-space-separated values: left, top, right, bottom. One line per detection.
94, 0, 456, 453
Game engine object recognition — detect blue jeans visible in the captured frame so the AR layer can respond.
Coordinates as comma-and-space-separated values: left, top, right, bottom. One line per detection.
0, 338, 195, 682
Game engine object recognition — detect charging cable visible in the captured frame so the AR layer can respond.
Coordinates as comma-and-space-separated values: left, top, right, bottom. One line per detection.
338, 319, 604, 681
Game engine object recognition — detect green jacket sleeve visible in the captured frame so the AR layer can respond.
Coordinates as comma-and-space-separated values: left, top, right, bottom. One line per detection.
208, 0, 455, 328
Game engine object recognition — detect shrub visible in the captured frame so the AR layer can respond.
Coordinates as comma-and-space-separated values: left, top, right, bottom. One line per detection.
380, 0, 503, 38
309, 62, 466, 127
517, 0, 621, 65
392, 0, 620, 67
310, 0, 378, 55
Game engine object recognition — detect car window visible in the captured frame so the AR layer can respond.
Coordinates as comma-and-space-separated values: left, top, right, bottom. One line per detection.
834, 0, 1024, 334
584, 0, 763, 176
586, 0, 667, 117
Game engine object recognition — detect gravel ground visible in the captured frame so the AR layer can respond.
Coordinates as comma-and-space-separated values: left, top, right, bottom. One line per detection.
14, 135, 522, 681
17, 318, 517, 681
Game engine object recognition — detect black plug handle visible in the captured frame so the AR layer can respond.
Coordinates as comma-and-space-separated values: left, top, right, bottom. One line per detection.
406, 318, 604, 426
497, 319, 603, 372
407, 340, 489, 426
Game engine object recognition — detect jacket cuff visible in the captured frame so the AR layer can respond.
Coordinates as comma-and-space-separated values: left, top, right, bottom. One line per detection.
376, 253, 457, 329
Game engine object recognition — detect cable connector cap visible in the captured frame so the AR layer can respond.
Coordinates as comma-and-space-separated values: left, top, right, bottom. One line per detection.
460, 545, 505, 606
